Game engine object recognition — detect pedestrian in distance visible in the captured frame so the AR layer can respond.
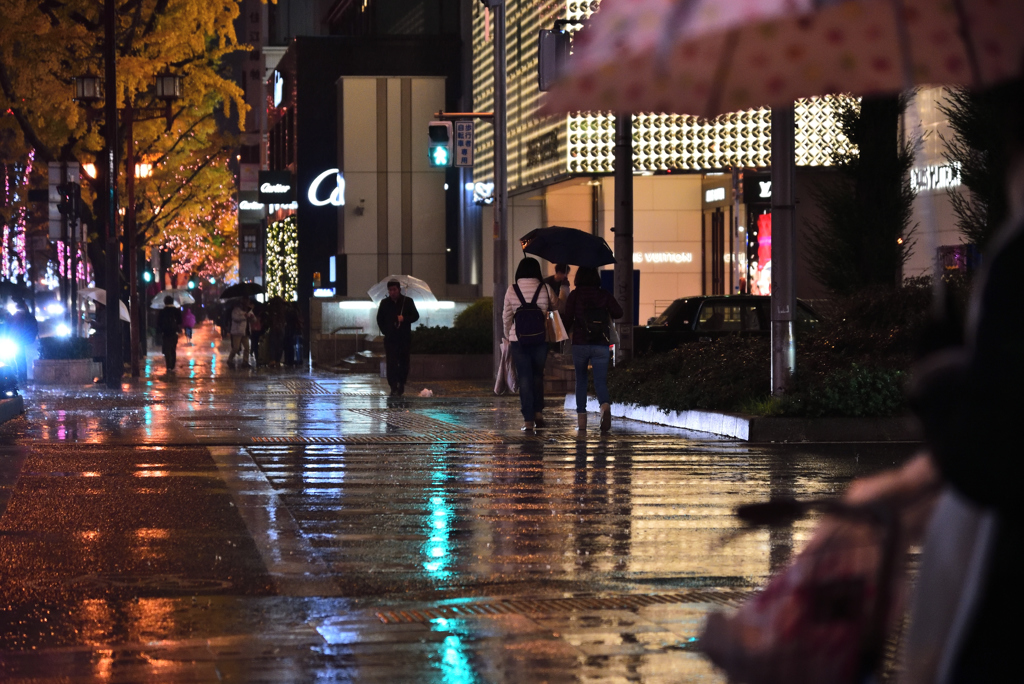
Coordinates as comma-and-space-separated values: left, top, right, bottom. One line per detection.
157, 296, 182, 372
249, 302, 264, 366
502, 257, 556, 431
564, 266, 622, 433
181, 306, 196, 346
376, 280, 420, 396
227, 299, 255, 368
543, 263, 571, 316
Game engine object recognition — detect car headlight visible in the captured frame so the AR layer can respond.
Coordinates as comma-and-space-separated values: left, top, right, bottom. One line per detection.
0, 337, 18, 361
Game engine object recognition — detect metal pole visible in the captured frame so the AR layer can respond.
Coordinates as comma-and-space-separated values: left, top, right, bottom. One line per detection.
125, 104, 141, 377
103, 0, 122, 389
491, 0, 508, 374
770, 103, 796, 395
613, 112, 634, 363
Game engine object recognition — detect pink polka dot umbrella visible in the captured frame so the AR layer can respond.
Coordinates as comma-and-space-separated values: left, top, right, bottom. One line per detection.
544, 0, 1024, 119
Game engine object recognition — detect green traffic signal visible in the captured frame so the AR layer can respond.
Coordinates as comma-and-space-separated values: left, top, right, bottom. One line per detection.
142, 271, 153, 283
431, 146, 450, 166
427, 121, 453, 168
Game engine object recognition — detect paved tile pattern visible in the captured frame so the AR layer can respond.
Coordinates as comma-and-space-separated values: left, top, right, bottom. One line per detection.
0, 322, 915, 682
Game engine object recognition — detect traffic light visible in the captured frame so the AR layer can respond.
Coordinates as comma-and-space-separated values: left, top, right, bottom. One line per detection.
56, 182, 81, 217
427, 121, 453, 167
186, 276, 197, 290
142, 269, 153, 284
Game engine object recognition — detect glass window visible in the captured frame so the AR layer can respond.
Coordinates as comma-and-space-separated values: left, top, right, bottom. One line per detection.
796, 303, 820, 331
696, 303, 742, 332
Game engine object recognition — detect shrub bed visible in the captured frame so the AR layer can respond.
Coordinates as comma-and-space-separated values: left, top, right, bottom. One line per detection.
410, 298, 493, 355
609, 279, 964, 418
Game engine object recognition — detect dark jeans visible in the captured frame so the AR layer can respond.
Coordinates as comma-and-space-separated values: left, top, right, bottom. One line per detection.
572, 344, 610, 413
510, 341, 548, 420
162, 333, 178, 369
384, 337, 411, 390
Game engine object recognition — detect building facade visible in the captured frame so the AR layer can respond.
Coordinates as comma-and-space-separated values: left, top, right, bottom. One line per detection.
469, 0, 965, 323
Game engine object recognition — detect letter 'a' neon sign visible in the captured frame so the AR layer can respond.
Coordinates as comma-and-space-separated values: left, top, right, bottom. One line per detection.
308, 169, 346, 207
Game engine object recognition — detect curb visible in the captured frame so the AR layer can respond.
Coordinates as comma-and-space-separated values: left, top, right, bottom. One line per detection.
0, 395, 25, 425
563, 394, 921, 442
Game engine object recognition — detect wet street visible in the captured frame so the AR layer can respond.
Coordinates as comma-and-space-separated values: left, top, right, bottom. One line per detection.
0, 323, 916, 682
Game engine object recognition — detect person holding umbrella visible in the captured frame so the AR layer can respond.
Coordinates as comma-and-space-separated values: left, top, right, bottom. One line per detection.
376, 280, 420, 396
156, 296, 182, 372
227, 299, 256, 369
564, 267, 622, 433
502, 258, 556, 431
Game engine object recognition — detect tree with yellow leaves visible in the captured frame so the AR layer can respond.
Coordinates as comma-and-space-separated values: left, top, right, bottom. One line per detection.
0, 0, 248, 280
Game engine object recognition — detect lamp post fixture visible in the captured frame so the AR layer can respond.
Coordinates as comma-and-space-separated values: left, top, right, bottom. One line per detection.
74, 74, 101, 104
73, 67, 181, 380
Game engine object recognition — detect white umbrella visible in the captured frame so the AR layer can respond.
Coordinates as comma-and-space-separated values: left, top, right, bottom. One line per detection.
78, 287, 130, 322
367, 275, 437, 304
150, 288, 195, 309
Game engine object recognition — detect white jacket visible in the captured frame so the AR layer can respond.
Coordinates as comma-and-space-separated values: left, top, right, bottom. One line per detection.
230, 306, 253, 336
502, 278, 554, 342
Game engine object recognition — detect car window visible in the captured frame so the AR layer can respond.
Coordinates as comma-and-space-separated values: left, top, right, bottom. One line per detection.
739, 304, 764, 331
696, 304, 743, 332
650, 299, 690, 327
796, 303, 819, 331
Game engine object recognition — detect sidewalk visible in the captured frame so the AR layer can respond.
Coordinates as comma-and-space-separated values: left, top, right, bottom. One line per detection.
0, 322, 913, 682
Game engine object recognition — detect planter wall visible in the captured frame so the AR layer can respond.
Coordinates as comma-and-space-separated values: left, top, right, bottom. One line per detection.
32, 359, 94, 385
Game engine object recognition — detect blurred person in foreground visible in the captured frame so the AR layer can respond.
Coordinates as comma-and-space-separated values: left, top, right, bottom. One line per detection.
846, 91, 1024, 684
376, 280, 419, 396
564, 266, 622, 433
502, 257, 555, 431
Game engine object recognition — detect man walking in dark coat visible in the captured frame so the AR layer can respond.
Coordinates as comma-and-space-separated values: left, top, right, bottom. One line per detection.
376, 280, 419, 396
157, 296, 182, 372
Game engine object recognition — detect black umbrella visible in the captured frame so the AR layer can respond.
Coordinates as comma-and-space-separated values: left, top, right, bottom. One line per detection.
519, 227, 615, 267
219, 282, 264, 300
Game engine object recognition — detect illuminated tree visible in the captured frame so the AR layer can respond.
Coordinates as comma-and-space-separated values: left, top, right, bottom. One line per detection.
266, 215, 297, 301
0, 0, 247, 275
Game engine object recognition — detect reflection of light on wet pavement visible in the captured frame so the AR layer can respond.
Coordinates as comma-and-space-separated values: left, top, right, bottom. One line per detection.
3, 318, 917, 682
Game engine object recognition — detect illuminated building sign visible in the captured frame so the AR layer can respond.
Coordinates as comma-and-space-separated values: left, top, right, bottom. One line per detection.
307, 169, 346, 207
239, 200, 265, 211
705, 187, 725, 203
258, 170, 295, 203
910, 163, 961, 194
633, 252, 694, 264
473, 181, 495, 205
743, 173, 773, 204
273, 70, 284, 108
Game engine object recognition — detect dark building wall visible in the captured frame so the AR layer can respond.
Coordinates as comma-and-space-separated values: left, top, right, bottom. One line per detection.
273, 35, 462, 310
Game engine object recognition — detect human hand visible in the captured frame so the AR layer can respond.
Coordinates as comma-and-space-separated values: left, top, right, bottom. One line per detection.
397, 315, 404, 323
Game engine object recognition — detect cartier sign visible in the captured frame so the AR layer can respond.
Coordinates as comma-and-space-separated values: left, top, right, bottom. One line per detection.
257, 170, 295, 203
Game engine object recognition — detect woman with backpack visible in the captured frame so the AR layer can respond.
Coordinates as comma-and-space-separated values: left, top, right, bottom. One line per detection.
502, 257, 556, 431
564, 266, 622, 432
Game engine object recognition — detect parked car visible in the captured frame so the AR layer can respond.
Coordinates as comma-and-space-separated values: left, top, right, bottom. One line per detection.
633, 295, 821, 355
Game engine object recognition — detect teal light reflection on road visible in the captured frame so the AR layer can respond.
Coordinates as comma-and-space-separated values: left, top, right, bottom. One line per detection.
423, 446, 453, 579
432, 631, 477, 684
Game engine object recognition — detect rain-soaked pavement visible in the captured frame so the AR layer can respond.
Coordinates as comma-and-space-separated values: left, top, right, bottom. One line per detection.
0, 322, 917, 682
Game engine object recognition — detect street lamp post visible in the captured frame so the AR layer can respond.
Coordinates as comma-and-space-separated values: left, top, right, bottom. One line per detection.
126, 72, 180, 377
102, 0, 121, 389
75, 70, 180, 380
